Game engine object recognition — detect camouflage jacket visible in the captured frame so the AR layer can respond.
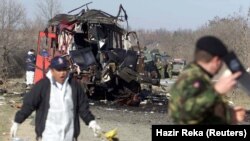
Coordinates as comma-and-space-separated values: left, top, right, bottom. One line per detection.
156, 61, 163, 70
167, 63, 173, 72
169, 63, 233, 124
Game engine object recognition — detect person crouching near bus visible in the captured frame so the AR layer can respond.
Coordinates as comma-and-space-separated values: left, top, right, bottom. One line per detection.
10, 56, 102, 141
25, 49, 36, 89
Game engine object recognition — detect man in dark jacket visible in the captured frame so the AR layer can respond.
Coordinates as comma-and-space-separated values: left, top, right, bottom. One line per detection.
10, 56, 101, 141
25, 49, 36, 88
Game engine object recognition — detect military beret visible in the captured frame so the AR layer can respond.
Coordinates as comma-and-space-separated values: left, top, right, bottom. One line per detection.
195, 36, 228, 58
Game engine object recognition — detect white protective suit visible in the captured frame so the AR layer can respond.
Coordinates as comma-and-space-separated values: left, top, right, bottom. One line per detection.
42, 71, 74, 141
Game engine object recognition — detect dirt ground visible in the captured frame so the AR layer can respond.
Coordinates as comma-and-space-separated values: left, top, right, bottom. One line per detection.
1, 78, 250, 141
1, 100, 171, 141
1, 96, 250, 141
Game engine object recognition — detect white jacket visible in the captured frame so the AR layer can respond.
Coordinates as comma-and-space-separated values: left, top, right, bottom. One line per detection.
42, 71, 74, 141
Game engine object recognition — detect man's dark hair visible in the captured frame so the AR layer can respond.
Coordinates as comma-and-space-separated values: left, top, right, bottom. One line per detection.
194, 50, 214, 62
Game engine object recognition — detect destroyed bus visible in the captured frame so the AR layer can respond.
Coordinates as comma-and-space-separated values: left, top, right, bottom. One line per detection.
33, 3, 158, 106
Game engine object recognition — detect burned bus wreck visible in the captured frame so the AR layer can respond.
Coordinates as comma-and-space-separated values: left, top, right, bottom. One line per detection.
34, 4, 159, 106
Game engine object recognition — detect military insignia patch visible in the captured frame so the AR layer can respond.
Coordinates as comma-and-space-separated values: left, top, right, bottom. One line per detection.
193, 81, 200, 88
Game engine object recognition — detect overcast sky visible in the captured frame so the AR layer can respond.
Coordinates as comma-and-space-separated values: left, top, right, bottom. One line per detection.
21, 0, 250, 31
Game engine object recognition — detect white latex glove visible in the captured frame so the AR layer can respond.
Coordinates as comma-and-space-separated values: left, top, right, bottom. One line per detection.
10, 121, 19, 138
88, 120, 101, 137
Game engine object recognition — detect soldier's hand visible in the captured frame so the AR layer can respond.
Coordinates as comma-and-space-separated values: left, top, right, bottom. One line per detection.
232, 106, 246, 124
214, 71, 241, 94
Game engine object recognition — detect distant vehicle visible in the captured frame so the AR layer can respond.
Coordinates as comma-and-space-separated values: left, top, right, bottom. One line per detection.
172, 58, 186, 76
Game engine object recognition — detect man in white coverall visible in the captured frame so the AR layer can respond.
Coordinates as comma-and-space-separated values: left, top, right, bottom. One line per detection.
10, 56, 101, 141
25, 49, 36, 88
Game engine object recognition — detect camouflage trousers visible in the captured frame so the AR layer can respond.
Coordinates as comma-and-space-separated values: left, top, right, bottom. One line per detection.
167, 71, 172, 79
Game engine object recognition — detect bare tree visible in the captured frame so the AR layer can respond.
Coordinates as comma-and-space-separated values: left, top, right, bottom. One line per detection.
0, 0, 25, 48
0, 0, 26, 83
36, 0, 62, 24
137, 12, 250, 64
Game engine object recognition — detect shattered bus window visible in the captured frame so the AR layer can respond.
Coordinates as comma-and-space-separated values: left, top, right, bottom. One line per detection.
33, 3, 161, 106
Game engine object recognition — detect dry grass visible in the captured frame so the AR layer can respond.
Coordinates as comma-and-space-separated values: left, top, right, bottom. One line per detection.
0, 100, 15, 141
0, 78, 26, 141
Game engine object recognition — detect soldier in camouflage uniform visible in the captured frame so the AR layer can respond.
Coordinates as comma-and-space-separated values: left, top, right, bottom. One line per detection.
156, 58, 164, 79
169, 36, 246, 124
166, 61, 173, 79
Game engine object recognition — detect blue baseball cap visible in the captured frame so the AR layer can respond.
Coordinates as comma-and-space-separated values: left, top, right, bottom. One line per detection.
50, 56, 69, 70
